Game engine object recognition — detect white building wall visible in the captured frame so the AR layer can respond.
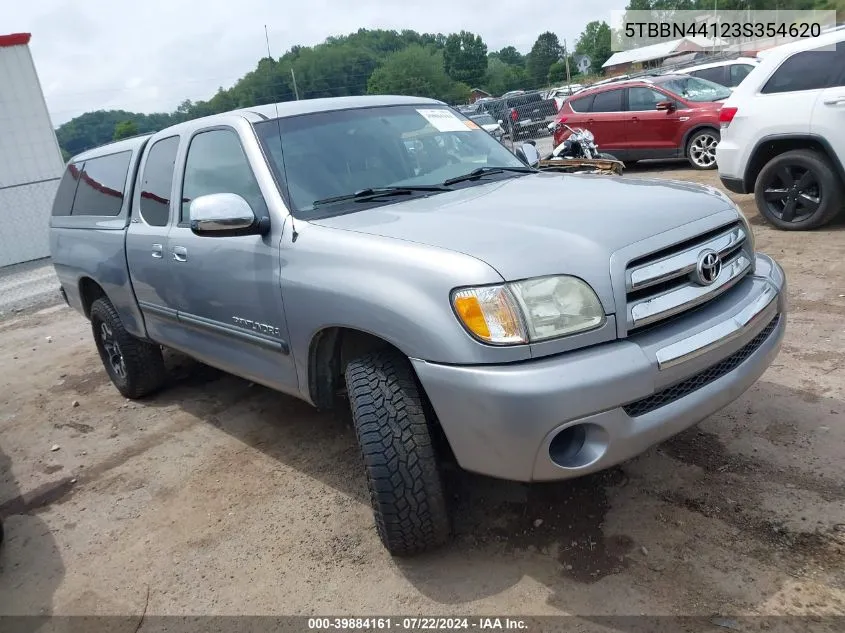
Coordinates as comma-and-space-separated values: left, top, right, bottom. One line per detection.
0, 34, 65, 267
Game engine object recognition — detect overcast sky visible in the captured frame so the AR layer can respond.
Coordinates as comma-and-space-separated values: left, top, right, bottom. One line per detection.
7, 0, 627, 126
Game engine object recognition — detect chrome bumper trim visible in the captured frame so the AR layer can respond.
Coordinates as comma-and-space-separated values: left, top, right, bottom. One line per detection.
655, 283, 778, 370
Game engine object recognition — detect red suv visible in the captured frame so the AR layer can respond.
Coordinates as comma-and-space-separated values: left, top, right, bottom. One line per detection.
553, 74, 731, 169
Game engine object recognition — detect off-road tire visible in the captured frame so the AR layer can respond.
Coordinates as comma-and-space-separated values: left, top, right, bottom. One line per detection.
90, 298, 166, 399
345, 350, 450, 556
754, 149, 844, 230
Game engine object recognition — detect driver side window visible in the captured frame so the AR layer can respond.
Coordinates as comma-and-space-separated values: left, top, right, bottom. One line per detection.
181, 129, 267, 223
627, 87, 668, 111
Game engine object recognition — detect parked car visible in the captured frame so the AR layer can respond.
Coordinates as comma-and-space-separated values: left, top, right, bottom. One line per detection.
554, 74, 731, 169
468, 112, 505, 141
717, 32, 845, 229
672, 58, 759, 90
50, 95, 786, 556
481, 91, 559, 139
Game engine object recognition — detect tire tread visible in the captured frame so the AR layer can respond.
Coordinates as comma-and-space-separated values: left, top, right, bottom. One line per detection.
345, 350, 449, 556
90, 298, 166, 399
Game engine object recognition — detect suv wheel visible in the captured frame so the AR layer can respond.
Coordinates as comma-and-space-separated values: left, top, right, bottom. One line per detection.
686, 129, 720, 170
754, 149, 844, 230
90, 298, 166, 399
345, 350, 450, 556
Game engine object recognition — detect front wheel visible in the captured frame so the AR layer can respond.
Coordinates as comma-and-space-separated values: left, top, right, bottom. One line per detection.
686, 129, 720, 170
754, 149, 844, 230
345, 350, 450, 556
90, 298, 166, 399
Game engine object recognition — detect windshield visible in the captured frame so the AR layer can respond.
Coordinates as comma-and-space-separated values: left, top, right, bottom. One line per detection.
470, 114, 496, 125
657, 76, 732, 102
254, 105, 528, 218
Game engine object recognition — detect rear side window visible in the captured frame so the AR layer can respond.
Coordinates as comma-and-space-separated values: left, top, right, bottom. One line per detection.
51, 163, 82, 216
591, 89, 624, 112
729, 64, 754, 86
139, 136, 179, 227
180, 129, 267, 223
690, 66, 726, 85
70, 151, 132, 217
568, 93, 594, 112
761, 50, 836, 94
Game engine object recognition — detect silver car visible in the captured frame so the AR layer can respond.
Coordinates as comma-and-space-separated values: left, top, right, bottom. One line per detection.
49, 95, 786, 556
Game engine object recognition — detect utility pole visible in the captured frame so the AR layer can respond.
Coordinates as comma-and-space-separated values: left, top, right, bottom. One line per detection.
291, 68, 300, 100
563, 40, 572, 90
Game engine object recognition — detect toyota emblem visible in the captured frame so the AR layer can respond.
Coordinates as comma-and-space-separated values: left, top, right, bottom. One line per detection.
694, 249, 722, 286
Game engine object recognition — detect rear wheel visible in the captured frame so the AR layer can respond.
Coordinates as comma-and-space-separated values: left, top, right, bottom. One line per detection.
345, 350, 450, 556
686, 129, 720, 170
90, 298, 166, 399
754, 149, 844, 230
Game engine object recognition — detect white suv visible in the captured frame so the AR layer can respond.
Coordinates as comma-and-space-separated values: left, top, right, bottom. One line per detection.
675, 57, 758, 90
716, 31, 845, 230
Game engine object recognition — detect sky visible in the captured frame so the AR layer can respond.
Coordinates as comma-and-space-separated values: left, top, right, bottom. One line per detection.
6, 0, 628, 126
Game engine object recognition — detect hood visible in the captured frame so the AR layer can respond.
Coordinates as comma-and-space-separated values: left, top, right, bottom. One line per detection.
312, 173, 736, 310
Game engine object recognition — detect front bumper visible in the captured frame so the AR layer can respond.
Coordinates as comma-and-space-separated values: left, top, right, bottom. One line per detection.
412, 254, 786, 482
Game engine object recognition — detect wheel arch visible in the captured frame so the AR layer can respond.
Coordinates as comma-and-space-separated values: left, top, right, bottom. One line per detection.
682, 125, 720, 156
308, 326, 414, 411
78, 277, 108, 319
743, 134, 845, 193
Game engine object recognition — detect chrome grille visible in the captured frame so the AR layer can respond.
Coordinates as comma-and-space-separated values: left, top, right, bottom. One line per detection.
625, 223, 752, 333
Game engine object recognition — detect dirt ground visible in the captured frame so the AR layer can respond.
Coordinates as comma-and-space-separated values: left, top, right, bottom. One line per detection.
1, 162, 844, 621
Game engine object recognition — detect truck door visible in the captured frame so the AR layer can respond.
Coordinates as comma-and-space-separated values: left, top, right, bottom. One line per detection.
126, 135, 181, 344
164, 125, 298, 394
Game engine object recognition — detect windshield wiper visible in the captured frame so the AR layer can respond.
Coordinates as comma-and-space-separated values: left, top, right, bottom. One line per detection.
313, 186, 449, 207
442, 166, 534, 187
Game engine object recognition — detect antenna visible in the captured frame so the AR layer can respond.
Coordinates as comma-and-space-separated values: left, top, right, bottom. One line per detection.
264, 24, 298, 242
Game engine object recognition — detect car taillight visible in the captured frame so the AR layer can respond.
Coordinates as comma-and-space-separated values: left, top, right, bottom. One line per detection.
510, 108, 518, 122
719, 106, 738, 129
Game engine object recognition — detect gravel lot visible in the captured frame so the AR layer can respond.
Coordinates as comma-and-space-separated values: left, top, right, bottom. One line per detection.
1, 163, 844, 621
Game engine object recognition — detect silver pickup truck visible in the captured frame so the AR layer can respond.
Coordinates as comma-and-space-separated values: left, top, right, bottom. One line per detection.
50, 95, 786, 556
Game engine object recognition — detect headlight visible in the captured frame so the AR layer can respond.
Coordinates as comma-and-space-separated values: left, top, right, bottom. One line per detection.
452, 276, 605, 345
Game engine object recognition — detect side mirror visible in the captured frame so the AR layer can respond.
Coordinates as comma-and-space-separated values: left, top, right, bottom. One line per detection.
656, 101, 675, 112
515, 143, 540, 168
189, 193, 269, 237
497, 119, 504, 126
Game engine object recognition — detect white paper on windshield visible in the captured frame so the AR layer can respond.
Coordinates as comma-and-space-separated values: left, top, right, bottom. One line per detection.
416, 108, 470, 132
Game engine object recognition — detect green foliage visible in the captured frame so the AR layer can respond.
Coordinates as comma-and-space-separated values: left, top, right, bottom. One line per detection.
575, 21, 613, 74
113, 120, 139, 140
496, 46, 524, 66
483, 57, 528, 96
367, 46, 469, 103
443, 31, 488, 86
526, 32, 563, 87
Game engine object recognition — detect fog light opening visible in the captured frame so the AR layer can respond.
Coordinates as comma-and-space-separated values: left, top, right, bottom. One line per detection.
549, 423, 609, 469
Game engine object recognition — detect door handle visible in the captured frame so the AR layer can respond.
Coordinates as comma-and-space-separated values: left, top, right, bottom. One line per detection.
631, 116, 639, 122
823, 96, 845, 105
172, 246, 188, 262
151, 244, 163, 259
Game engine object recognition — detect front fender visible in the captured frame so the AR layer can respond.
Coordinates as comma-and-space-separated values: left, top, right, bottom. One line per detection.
280, 223, 534, 401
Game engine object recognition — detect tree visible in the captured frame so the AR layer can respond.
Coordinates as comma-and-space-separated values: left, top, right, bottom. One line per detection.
368, 45, 468, 103
496, 46, 524, 67
483, 57, 528, 96
526, 32, 563, 87
575, 21, 613, 74
113, 120, 138, 141
443, 31, 488, 86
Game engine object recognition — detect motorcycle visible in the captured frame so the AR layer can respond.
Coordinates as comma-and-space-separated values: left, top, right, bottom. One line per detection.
546, 122, 619, 161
